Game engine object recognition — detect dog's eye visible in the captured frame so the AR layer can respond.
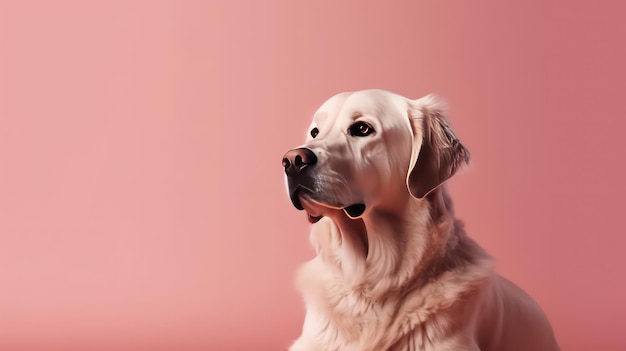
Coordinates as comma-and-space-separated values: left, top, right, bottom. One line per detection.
348, 122, 374, 137
310, 127, 319, 138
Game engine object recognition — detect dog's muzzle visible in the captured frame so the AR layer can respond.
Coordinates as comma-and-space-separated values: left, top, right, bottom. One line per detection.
282, 147, 366, 221
282, 147, 317, 211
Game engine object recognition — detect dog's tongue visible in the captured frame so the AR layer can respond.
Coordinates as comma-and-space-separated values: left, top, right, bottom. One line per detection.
343, 204, 366, 218
308, 214, 323, 223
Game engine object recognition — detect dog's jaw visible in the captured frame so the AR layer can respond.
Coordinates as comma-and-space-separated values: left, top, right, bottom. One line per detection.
299, 195, 329, 223
296, 191, 370, 224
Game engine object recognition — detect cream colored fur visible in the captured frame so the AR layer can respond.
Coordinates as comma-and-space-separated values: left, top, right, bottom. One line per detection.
285, 90, 559, 351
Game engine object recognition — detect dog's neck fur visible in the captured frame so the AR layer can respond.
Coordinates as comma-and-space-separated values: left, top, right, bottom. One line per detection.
317, 185, 486, 301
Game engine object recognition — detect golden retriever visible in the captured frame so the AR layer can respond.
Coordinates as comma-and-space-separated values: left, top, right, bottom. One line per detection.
281, 89, 559, 351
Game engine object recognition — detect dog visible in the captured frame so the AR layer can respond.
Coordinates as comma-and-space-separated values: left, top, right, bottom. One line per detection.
281, 90, 559, 351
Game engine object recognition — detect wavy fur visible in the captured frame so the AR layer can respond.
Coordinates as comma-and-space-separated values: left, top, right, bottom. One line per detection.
285, 90, 559, 351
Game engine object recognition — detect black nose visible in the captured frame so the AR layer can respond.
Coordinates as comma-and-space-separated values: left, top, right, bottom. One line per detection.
282, 148, 317, 176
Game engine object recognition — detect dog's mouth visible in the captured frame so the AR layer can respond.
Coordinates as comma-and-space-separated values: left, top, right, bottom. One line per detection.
289, 187, 309, 211
290, 188, 324, 223
290, 187, 366, 223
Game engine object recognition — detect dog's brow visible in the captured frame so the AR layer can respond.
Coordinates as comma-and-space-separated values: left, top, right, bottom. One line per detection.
351, 112, 363, 120
313, 111, 328, 126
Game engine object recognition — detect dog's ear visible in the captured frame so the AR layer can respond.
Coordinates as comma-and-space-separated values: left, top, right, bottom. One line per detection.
406, 94, 470, 199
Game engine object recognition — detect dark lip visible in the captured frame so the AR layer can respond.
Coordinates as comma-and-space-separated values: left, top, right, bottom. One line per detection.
289, 185, 365, 221
289, 186, 307, 211
290, 187, 324, 223
343, 203, 366, 218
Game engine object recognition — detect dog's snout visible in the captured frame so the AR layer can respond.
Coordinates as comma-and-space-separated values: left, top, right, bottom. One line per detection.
282, 148, 317, 176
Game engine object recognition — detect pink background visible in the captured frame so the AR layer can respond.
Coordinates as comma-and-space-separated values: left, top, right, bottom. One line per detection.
1, 1, 624, 350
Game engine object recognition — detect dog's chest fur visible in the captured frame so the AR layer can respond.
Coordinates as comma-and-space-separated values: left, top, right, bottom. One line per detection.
295, 218, 493, 351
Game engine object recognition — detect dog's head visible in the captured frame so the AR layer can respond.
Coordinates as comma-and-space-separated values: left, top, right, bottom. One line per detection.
282, 89, 469, 223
